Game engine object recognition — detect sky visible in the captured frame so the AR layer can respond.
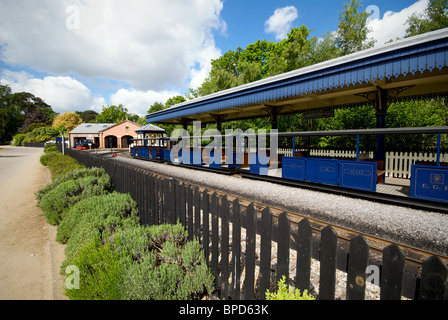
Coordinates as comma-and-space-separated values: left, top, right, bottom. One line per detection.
0, 0, 430, 117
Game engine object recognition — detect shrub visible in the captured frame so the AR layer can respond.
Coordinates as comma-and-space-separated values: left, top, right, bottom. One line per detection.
265, 276, 315, 300
45, 152, 85, 180
44, 144, 59, 153
63, 219, 214, 300
40, 151, 58, 166
23, 126, 59, 144
64, 240, 125, 300
11, 133, 25, 146
57, 192, 139, 245
39, 175, 113, 225
36, 167, 110, 205
114, 223, 215, 300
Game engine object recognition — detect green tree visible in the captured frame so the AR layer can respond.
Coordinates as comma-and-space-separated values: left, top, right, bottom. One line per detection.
165, 95, 186, 108
310, 32, 340, 65
385, 98, 448, 151
197, 69, 242, 96
0, 85, 23, 144
336, 0, 376, 56
52, 111, 83, 134
405, 0, 448, 37
315, 105, 377, 150
239, 40, 275, 79
280, 25, 315, 73
147, 102, 165, 114
76, 110, 99, 123
95, 104, 129, 123
11, 92, 55, 132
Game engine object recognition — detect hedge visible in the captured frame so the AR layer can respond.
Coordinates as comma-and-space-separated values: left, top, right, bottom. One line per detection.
39, 174, 113, 225
37, 151, 214, 300
36, 167, 110, 205
44, 152, 85, 181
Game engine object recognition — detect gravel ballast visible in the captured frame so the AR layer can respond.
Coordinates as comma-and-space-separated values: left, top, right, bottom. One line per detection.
105, 152, 448, 256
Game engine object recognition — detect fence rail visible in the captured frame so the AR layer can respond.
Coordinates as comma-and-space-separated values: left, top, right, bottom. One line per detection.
278, 148, 448, 179
24, 142, 45, 148
64, 148, 448, 300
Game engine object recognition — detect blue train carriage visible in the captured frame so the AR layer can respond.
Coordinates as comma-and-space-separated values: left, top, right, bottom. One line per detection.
410, 133, 448, 204
282, 133, 377, 192
130, 137, 169, 162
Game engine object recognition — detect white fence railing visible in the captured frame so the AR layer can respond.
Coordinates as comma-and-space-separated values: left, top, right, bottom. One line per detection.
276, 148, 448, 179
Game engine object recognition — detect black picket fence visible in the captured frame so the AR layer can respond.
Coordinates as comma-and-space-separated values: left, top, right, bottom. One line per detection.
24, 142, 45, 148
64, 148, 448, 300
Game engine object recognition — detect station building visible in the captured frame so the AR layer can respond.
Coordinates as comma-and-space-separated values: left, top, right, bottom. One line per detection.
69, 120, 141, 149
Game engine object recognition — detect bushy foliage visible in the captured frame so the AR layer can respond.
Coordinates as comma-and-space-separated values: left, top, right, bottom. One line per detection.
39, 175, 113, 225
44, 144, 59, 153
23, 126, 59, 143
57, 192, 138, 247
61, 206, 214, 300
114, 223, 214, 300
44, 152, 85, 180
36, 167, 110, 204
64, 240, 125, 300
36, 153, 214, 300
266, 276, 315, 300
11, 133, 25, 146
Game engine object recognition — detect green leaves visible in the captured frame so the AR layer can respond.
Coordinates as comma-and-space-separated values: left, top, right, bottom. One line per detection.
266, 275, 315, 300
336, 0, 375, 55
406, 0, 448, 38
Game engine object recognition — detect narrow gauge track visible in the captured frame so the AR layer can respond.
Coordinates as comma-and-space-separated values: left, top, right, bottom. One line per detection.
127, 156, 448, 274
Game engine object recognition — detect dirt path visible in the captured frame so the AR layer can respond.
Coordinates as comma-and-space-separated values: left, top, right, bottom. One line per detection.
0, 146, 67, 300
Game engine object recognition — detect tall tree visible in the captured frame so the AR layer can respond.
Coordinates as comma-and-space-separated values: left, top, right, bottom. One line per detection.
96, 104, 130, 123
52, 111, 83, 134
336, 0, 376, 56
76, 110, 99, 123
165, 95, 186, 108
406, 0, 448, 37
147, 102, 165, 114
280, 25, 315, 72
0, 85, 22, 143
12, 92, 55, 132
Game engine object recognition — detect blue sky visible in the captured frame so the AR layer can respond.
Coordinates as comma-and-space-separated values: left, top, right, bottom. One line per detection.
0, 0, 429, 116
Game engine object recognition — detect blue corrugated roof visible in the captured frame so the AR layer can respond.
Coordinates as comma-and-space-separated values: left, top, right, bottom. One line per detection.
147, 28, 448, 124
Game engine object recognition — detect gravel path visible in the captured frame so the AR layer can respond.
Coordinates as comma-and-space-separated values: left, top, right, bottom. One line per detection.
106, 151, 448, 256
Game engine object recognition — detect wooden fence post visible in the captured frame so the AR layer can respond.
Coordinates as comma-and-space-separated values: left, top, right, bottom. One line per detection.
277, 212, 290, 286
202, 189, 210, 265
346, 235, 369, 300
380, 243, 405, 300
194, 186, 201, 240
211, 192, 219, 290
180, 182, 186, 228
319, 225, 338, 300
187, 186, 193, 241
244, 203, 257, 300
220, 196, 230, 300
419, 256, 448, 300
259, 207, 272, 300
231, 199, 241, 300
295, 218, 313, 293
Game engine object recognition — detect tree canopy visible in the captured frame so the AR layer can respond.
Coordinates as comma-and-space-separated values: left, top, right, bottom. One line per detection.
406, 0, 448, 37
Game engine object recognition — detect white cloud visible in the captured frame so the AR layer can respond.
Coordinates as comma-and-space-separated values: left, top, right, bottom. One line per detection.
265, 6, 299, 40
0, 70, 105, 113
367, 0, 429, 46
110, 88, 181, 116
0, 0, 224, 91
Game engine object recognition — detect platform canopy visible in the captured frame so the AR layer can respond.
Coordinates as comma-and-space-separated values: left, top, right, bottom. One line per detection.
146, 28, 448, 127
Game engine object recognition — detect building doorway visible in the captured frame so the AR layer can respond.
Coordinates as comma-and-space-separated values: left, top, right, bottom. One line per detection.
121, 135, 133, 148
105, 135, 118, 149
